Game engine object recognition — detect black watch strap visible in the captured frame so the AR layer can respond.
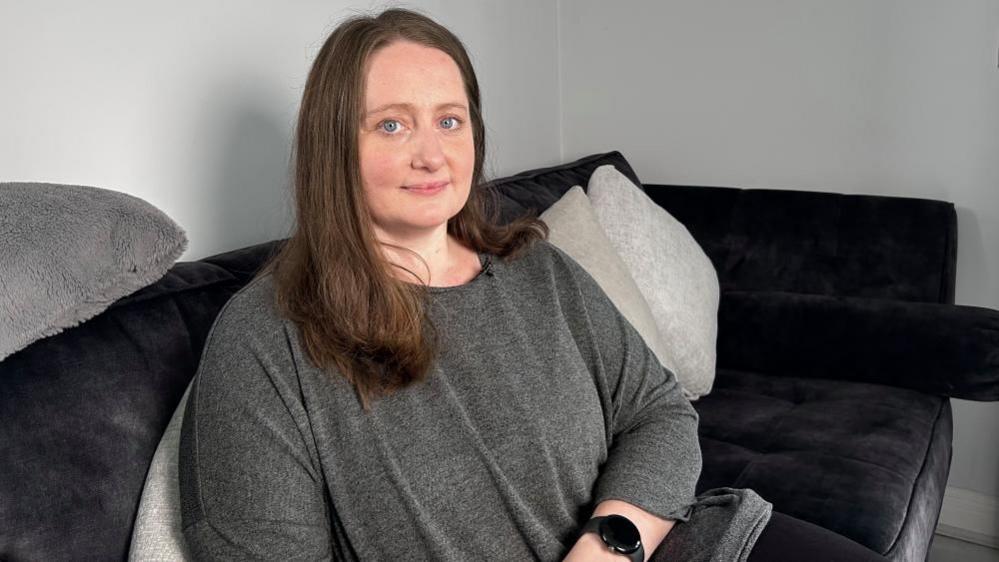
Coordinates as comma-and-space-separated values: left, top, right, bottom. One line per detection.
581, 515, 645, 562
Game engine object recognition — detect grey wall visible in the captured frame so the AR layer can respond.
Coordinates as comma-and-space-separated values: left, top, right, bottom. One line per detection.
558, 0, 999, 499
0, 0, 561, 260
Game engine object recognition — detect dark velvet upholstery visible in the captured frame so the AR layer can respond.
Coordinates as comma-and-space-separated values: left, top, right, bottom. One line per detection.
694, 369, 952, 557
2, 151, 991, 562
643, 185, 959, 304
717, 291, 999, 400
199, 239, 285, 285
484, 150, 643, 224
0, 261, 248, 560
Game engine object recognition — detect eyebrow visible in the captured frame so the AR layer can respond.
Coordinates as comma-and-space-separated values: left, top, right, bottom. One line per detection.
363, 102, 468, 118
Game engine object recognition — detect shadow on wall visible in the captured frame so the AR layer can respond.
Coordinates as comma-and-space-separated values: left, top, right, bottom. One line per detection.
955, 206, 989, 308
197, 76, 295, 260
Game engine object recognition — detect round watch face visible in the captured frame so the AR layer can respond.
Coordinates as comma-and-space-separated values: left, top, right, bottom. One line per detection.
600, 514, 641, 553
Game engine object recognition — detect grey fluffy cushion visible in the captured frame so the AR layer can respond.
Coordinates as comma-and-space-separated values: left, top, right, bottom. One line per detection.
0, 182, 188, 361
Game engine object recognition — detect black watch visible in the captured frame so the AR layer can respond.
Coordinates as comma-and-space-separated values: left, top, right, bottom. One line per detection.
581, 514, 644, 562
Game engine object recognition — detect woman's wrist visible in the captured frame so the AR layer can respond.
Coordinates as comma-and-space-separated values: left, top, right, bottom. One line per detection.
566, 498, 676, 562
562, 530, 624, 562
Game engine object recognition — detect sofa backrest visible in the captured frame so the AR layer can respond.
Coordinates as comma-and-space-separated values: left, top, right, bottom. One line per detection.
644, 185, 958, 304
486, 150, 958, 304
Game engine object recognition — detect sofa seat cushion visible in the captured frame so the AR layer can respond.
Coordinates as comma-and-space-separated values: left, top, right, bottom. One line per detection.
693, 369, 951, 557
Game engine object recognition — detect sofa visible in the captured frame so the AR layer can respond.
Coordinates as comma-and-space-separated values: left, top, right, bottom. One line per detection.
2, 150, 998, 561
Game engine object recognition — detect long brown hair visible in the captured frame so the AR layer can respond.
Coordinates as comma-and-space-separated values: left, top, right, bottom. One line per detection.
260, 8, 547, 412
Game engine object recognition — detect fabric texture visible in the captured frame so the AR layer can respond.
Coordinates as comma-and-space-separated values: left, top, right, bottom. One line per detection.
641, 183, 959, 304
745, 512, 887, 561
693, 368, 951, 559
0, 241, 276, 562
652, 488, 772, 562
129, 383, 194, 561
717, 290, 999, 399
485, 150, 644, 225
178, 240, 768, 561
587, 165, 719, 399
0, 255, 244, 562
540, 185, 680, 387
0, 181, 187, 361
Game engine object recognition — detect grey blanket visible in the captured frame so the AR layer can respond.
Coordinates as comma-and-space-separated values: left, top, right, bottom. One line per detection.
654, 487, 772, 562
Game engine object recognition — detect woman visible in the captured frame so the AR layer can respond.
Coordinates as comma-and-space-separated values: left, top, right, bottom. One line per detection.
179, 8, 863, 562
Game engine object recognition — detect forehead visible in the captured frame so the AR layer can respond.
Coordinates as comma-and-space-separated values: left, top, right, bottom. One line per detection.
363, 40, 467, 110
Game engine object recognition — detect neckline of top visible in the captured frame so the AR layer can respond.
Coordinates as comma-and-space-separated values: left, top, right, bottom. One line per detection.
425, 251, 495, 294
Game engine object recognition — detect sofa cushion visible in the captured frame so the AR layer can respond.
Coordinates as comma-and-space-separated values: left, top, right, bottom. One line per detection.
540, 186, 680, 382
693, 369, 951, 558
129, 383, 193, 561
0, 240, 279, 562
0, 182, 188, 361
588, 165, 719, 399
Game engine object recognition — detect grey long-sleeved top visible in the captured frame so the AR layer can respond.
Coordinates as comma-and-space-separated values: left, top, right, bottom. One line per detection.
178, 240, 702, 561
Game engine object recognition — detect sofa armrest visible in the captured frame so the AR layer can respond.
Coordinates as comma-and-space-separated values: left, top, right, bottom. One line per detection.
717, 291, 999, 400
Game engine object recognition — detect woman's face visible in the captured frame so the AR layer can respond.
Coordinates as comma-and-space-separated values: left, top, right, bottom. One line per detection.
358, 40, 475, 244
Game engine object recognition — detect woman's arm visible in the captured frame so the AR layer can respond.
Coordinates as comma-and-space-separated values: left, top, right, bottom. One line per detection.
549, 245, 701, 561
178, 303, 334, 560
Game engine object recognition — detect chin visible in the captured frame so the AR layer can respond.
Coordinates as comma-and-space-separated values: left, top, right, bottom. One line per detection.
414, 204, 466, 226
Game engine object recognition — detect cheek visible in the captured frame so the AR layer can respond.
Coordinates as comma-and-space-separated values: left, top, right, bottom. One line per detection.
360, 143, 405, 195
451, 138, 476, 181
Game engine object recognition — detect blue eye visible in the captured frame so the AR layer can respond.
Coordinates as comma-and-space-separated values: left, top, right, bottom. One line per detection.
379, 120, 400, 133
441, 117, 460, 130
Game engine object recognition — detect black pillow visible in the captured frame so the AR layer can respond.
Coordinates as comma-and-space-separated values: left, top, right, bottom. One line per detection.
483, 150, 643, 224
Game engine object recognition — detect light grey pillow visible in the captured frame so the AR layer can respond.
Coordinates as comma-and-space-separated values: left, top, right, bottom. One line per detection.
129, 383, 193, 561
587, 165, 719, 400
0, 182, 187, 361
540, 186, 681, 387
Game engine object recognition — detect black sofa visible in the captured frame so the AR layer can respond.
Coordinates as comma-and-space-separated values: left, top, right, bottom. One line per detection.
2, 151, 998, 561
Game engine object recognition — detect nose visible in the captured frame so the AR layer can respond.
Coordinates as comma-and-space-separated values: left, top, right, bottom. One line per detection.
410, 125, 445, 172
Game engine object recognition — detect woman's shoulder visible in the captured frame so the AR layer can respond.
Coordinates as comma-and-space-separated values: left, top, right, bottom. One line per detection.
506, 238, 620, 316
201, 271, 289, 351
503, 238, 592, 284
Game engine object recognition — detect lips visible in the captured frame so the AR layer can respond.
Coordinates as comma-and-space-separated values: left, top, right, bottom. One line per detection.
402, 181, 448, 197
404, 180, 449, 191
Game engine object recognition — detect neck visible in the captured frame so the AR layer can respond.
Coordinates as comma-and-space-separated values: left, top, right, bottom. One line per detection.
374, 226, 474, 287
